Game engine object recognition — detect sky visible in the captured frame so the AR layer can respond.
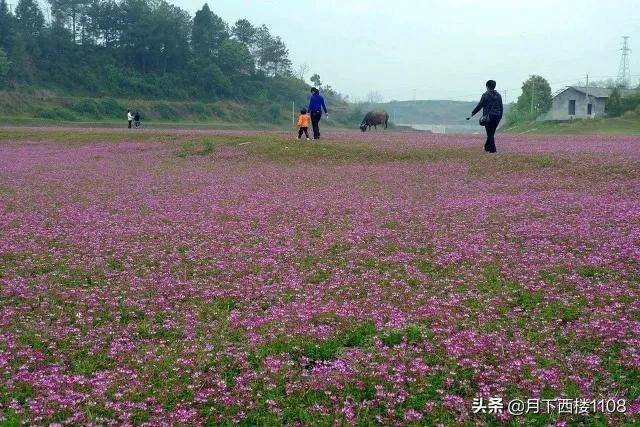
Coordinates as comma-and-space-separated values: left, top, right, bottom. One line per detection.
175, 0, 638, 102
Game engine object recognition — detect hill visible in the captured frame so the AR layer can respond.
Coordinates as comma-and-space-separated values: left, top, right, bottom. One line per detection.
0, 0, 350, 126
351, 100, 478, 125
0, 89, 353, 129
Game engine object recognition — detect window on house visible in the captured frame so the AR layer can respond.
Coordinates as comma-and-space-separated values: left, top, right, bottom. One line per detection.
569, 100, 576, 115
587, 103, 593, 115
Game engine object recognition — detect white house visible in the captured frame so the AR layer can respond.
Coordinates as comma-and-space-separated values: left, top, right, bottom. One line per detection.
541, 86, 637, 121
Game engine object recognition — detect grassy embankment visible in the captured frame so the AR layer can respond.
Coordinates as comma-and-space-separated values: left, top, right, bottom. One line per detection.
0, 90, 353, 130
503, 111, 640, 135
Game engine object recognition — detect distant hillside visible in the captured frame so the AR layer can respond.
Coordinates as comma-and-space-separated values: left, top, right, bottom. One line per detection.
352, 100, 478, 125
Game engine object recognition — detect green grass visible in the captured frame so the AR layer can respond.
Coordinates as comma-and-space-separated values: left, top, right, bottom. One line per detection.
175, 135, 469, 164
256, 321, 378, 363
0, 116, 282, 130
0, 90, 292, 127
0, 90, 354, 130
504, 113, 640, 135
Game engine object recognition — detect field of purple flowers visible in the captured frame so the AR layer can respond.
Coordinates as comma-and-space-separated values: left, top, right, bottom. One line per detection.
1, 128, 639, 425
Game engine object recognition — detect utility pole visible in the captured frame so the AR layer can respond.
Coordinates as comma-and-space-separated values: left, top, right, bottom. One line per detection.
585, 74, 590, 117
585, 74, 589, 101
530, 77, 536, 114
617, 36, 632, 88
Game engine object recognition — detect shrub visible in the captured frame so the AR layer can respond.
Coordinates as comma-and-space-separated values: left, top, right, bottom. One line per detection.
189, 102, 206, 115
34, 107, 77, 121
504, 106, 537, 126
208, 103, 227, 119
71, 99, 100, 118
606, 88, 640, 117
257, 103, 281, 123
99, 98, 125, 118
0, 48, 10, 88
153, 101, 177, 120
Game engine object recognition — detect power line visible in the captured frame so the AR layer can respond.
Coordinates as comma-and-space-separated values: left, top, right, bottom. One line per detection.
617, 36, 632, 88
440, 77, 587, 102
394, 71, 640, 104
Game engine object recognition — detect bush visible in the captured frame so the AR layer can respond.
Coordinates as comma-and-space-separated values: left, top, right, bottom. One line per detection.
620, 93, 640, 115
71, 99, 100, 118
189, 102, 206, 115
99, 98, 125, 118
34, 107, 77, 121
266, 104, 281, 122
0, 48, 10, 88
504, 105, 536, 126
152, 101, 178, 120
606, 88, 640, 117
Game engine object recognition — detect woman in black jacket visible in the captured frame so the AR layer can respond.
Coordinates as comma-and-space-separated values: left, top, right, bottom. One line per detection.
467, 80, 503, 153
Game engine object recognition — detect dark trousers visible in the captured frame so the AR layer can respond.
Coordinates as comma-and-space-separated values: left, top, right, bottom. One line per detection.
298, 127, 309, 139
310, 111, 322, 139
128, 120, 132, 129
484, 115, 501, 153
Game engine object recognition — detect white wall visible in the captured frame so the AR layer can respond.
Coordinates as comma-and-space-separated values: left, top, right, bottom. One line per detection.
542, 88, 607, 121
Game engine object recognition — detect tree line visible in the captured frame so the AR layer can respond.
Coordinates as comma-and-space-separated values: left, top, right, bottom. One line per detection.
0, 0, 312, 104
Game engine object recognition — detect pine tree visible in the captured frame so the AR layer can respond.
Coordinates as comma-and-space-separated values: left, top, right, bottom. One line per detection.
15, 0, 45, 37
0, 0, 15, 50
231, 19, 255, 47
191, 3, 228, 58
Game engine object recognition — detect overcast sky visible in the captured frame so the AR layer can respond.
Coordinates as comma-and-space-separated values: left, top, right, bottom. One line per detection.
175, 0, 639, 102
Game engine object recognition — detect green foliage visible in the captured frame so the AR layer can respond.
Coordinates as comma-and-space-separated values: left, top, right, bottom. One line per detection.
0, 47, 9, 86
0, 90, 302, 125
15, 0, 44, 37
506, 75, 552, 125
34, 106, 76, 120
266, 103, 281, 122
606, 87, 640, 117
71, 99, 100, 118
504, 103, 536, 126
310, 73, 322, 88
192, 3, 228, 58
254, 24, 291, 76
152, 101, 177, 120
517, 75, 552, 114
606, 87, 623, 116
232, 19, 256, 46
0, 0, 15, 50
99, 98, 125, 118
259, 321, 378, 363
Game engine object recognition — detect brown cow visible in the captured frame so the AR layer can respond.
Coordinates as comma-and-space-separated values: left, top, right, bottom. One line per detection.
360, 111, 389, 131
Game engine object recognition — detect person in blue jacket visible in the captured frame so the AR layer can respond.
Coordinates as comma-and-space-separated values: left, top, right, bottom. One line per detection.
308, 87, 328, 140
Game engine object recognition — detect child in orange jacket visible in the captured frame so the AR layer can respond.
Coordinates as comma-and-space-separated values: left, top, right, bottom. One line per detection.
297, 108, 310, 140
